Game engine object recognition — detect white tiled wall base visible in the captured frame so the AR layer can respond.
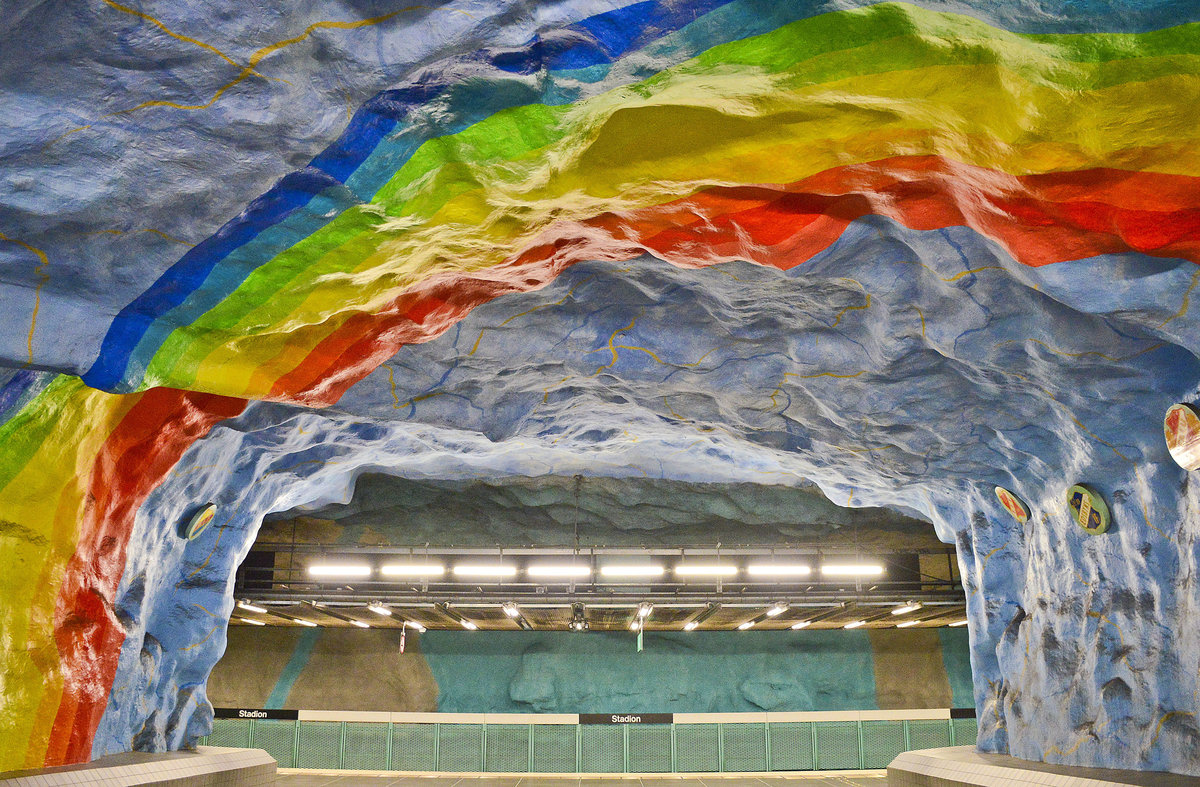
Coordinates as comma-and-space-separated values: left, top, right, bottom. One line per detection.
0, 747, 276, 787
889, 746, 1200, 787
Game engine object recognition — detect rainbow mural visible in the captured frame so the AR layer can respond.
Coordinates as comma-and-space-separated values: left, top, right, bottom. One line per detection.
2, 0, 1200, 775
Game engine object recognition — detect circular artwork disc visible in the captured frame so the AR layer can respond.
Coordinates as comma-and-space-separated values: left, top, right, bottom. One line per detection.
1164, 403, 1200, 471
994, 486, 1029, 524
181, 503, 217, 540
1066, 484, 1110, 535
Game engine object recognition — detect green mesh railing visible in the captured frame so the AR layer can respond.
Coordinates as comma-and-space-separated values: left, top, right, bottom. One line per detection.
201, 715, 977, 773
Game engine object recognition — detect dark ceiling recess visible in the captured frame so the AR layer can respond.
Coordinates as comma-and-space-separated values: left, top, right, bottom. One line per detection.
230, 543, 965, 631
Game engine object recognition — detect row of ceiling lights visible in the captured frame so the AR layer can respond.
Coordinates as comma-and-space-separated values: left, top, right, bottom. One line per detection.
306, 561, 886, 580
235, 599, 968, 631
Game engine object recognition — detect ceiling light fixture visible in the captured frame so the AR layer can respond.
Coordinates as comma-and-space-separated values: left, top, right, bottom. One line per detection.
896, 620, 920, 628
891, 602, 922, 615
843, 620, 866, 629
637, 602, 654, 619
237, 601, 267, 614
766, 603, 788, 617
502, 602, 520, 618
293, 618, 318, 627
367, 603, 393, 617
682, 601, 720, 632
600, 564, 665, 578
405, 620, 427, 633
738, 621, 755, 630
569, 602, 589, 632
461, 619, 479, 630
821, 564, 885, 577
350, 619, 370, 629
308, 564, 371, 577
629, 620, 641, 631
380, 563, 445, 577
747, 564, 811, 576
790, 620, 811, 630
236, 617, 266, 626
949, 619, 969, 627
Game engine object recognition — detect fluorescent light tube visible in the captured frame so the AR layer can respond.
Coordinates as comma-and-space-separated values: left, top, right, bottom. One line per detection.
891, 602, 922, 615
738, 621, 755, 630
236, 617, 265, 626
452, 564, 517, 578
461, 619, 478, 630
527, 564, 592, 578
821, 564, 884, 577
637, 602, 653, 619
237, 601, 267, 614
747, 564, 811, 576
949, 620, 969, 627
674, 564, 738, 577
766, 603, 787, 617
896, 620, 920, 628
293, 618, 318, 627
406, 621, 427, 633
843, 620, 866, 629
350, 619, 370, 628
683, 621, 699, 631
308, 564, 371, 577
380, 563, 445, 577
600, 564, 665, 577
790, 620, 811, 630
501, 602, 520, 618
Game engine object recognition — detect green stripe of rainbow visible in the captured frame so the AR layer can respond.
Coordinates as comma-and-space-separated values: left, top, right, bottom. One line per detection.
120, 2, 1200, 401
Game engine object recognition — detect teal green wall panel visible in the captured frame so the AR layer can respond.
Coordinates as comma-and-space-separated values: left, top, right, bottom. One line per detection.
421, 630, 879, 713
938, 628, 974, 709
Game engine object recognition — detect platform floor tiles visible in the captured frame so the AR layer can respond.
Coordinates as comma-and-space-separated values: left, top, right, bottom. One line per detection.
274, 774, 886, 787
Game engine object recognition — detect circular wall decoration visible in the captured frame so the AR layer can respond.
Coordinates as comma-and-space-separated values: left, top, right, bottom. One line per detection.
1066, 484, 1110, 535
180, 503, 217, 540
1164, 403, 1200, 471
994, 486, 1029, 524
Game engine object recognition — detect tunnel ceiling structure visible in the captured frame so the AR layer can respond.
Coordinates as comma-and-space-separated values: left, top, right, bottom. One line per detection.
2, 0, 1200, 779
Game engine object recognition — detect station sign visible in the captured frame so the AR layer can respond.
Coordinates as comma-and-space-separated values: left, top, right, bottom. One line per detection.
214, 708, 299, 720
580, 713, 674, 724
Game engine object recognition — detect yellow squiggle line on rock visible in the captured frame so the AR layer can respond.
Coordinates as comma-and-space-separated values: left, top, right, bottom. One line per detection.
1044, 720, 1106, 758
1150, 711, 1195, 746
831, 293, 870, 327
102, 0, 275, 82
0, 232, 50, 366
1158, 266, 1200, 328
592, 313, 640, 374
56, 6, 420, 135
1086, 610, 1133, 669
117, 8, 418, 113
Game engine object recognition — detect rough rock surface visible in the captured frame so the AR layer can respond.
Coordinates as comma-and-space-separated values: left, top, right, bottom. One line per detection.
1, 0, 1199, 777
265, 473, 938, 547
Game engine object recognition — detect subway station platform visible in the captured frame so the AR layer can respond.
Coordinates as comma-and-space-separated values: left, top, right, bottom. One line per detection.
275, 773, 885, 786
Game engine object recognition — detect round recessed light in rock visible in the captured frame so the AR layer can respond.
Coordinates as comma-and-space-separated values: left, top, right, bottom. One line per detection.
994, 486, 1029, 524
180, 503, 217, 540
1164, 403, 1200, 471
1066, 484, 1110, 535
